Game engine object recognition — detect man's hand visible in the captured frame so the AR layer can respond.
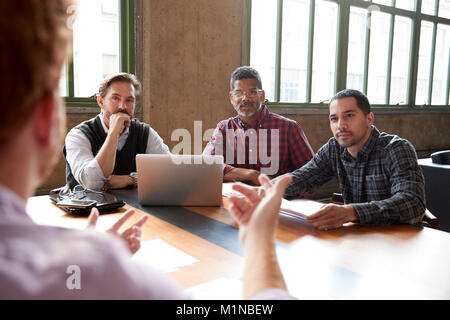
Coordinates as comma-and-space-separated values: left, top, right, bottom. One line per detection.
101, 175, 134, 191
96, 112, 132, 178
306, 204, 359, 230
228, 174, 292, 246
224, 168, 261, 186
228, 174, 292, 299
87, 208, 148, 254
108, 112, 131, 137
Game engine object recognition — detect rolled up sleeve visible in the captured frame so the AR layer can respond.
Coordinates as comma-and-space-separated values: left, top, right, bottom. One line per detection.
65, 128, 108, 190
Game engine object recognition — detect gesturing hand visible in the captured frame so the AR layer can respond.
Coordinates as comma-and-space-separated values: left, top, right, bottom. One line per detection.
228, 174, 292, 247
87, 208, 148, 254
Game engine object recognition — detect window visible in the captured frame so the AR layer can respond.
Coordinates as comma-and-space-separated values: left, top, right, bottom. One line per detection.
247, 0, 450, 108
61, 0, 135, 107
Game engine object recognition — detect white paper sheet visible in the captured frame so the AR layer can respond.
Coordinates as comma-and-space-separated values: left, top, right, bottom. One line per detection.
132, 239, 199, 273
222, 182, 246, 198
280, 198, 324, 220
187, 277, 243, 300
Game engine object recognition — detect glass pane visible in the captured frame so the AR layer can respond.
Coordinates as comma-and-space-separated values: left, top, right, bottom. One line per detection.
280, 0, 310, 102
103, 54, 118, 79
367, 11, 391, 104
250, 0, 278, 101
59, 64, 68, 97
422, 0, 436, 15
280, 69, 307, 102
416, 21, 434, 105
439, 0, 450, 19
347, 6, 368, 93
311, 0, 338, 103
396, 0, 415, 11
431, 24, 450, 105
73, 0, 120, 97
390, 16, 412, 105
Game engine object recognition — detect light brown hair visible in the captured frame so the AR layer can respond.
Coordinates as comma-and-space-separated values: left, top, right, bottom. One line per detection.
98, 73, 141, 99
0, 0, 76, 145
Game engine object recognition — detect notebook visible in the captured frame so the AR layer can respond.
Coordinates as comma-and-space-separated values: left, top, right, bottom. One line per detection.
280, 198, 323, 220
222, 182, 322, 220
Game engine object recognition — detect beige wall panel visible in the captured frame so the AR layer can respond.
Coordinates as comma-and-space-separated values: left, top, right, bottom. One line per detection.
142, 0, 243, 151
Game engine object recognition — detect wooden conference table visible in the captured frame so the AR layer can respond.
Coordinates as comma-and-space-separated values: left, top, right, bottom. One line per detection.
27, 189, 450, 300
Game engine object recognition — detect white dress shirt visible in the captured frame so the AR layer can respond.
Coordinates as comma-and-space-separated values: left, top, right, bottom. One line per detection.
0, 185, 187, 299
65, 114, 170, 190
0, 185, 294, 300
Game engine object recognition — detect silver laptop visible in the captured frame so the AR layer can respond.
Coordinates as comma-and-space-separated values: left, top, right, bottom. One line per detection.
136, 154, 224, 206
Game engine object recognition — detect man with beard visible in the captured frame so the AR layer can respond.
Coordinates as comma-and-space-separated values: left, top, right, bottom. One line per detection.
204, 66, 314, 185
64, 73, 170, 190
273, 89, 426, 230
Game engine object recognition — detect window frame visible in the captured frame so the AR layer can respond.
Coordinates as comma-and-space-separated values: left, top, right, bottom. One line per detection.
244, 0, 450, 110
63, 0, 136, 108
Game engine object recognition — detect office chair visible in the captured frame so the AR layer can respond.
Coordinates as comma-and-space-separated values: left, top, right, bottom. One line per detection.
418, 151, 450, 233
430, 150, 450, 165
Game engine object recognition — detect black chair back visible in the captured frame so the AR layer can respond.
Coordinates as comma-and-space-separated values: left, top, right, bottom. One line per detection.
431, 150, 450, 165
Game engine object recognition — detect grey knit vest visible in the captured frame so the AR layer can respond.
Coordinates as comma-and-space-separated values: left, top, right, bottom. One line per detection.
63, 115, 149, 189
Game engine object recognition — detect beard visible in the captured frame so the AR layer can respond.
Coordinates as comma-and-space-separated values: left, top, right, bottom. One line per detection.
335, 130, 364, 149
103, 108, 133, 122
335, 131, 353, 147
102, 108, 133, 134
233, 101, 262, 118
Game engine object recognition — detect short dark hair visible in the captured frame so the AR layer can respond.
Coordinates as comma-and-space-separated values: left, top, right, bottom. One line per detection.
98, 73, 141, 99
230, 66, 263, 91
330, 89, 371, 115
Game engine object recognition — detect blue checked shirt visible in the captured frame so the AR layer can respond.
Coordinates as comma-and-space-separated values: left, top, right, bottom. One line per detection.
281, 126, 426, 225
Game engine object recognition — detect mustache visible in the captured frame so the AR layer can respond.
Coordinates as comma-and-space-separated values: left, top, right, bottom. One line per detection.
238, 101, 255, 108
336, 130, 352, 135
114, 110, 132, 117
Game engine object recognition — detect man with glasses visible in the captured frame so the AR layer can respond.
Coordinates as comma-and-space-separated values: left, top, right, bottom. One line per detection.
203, 66, 314, 185
64, 73, 170, 191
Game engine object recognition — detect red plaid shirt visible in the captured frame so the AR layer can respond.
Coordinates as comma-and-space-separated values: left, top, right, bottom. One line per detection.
203, 105, 314, 176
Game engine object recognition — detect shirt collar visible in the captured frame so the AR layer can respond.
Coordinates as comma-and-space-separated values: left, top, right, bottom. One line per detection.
99, 113, 130, 136
236, 105, 269, 129
357, 126, 380, 160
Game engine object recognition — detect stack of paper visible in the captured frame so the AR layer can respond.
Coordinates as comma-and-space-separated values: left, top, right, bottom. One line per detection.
279, 198, 323, 221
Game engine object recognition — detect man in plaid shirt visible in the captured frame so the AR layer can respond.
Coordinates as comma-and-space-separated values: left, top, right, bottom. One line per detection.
274, 89, 426, 230
203, 66, 314, 185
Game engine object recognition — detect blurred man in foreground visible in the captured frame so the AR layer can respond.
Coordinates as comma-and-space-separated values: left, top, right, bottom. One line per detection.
0, 0, 293, 300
